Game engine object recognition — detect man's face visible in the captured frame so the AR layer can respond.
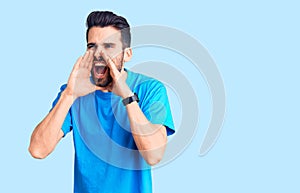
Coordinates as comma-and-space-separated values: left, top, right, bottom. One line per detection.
87, 26, 125, 87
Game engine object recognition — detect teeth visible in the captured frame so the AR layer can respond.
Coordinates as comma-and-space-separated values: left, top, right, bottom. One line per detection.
94, 63, 106, 67
95, 64, 106, 67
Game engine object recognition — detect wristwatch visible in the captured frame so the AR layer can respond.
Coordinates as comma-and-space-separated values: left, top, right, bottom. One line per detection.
122, 93, 139, 106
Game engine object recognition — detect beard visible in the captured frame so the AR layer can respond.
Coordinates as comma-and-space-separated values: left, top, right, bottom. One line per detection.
91, 53, 124, 87
91, 66, 113, 87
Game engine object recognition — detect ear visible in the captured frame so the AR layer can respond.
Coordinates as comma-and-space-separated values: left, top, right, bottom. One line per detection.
123, 48, 132, 62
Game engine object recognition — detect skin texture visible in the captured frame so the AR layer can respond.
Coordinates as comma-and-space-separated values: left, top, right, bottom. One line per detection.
29, 26, 167, 166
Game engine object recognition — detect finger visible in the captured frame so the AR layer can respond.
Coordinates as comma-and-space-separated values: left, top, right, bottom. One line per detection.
80, 51, 90, 68
84, 50, 93, 68
72, 56, 82, 72
100, 51, 119, 77
68, 57, 82, 83
87, 50, 94, 70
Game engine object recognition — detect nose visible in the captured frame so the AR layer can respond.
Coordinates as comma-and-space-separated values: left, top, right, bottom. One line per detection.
92, 47, 106, 62
93, 45, 102, 59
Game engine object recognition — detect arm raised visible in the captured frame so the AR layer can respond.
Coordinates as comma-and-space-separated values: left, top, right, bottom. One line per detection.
29, 50, 100, 159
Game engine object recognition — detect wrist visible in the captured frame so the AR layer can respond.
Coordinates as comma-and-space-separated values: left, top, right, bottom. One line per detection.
122, 93, 139, 106
122, 92, 134, 99
62, 88, 78, 102
120, 87, 134, 99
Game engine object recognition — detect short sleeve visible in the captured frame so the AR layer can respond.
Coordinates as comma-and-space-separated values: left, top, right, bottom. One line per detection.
138, 80, 175, 136
50, 84, 73, 137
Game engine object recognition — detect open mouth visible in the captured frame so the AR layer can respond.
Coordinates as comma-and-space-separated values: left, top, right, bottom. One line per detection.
94, 64, 108, 78
93, 56, 108, 78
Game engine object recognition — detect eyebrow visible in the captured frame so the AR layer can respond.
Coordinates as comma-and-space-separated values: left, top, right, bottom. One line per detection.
87, 42, 116, 48
103, 42, 116, 47
87, 43, 96, 48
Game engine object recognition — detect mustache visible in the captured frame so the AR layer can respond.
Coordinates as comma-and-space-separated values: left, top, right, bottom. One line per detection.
93, 56, 106, 63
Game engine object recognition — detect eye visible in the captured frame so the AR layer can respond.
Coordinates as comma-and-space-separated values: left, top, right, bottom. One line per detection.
104, 43, 114, 49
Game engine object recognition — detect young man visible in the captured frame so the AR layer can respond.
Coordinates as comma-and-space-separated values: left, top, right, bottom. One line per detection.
29, 11, 175, 193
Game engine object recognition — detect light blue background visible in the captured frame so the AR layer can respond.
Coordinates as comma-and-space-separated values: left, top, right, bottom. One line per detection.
1, 0, 299, 192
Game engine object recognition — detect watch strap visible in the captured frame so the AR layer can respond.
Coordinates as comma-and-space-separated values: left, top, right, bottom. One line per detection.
122, 93, 139, 106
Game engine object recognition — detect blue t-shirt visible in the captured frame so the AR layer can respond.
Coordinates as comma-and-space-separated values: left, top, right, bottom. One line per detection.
52, 69, 175, 193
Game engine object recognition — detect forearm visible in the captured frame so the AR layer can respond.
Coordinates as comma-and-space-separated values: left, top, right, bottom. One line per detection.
29, 90, 74, 159
126, 102, 167, 166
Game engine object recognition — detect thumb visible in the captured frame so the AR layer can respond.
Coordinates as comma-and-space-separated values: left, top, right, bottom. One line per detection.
72, 56, 83, 72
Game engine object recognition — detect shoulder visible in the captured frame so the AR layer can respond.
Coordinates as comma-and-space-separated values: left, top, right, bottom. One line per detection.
59, 84, 68, 92
127, 69, 165, 91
